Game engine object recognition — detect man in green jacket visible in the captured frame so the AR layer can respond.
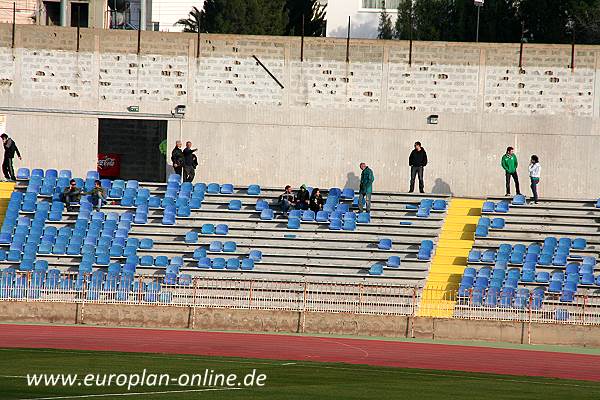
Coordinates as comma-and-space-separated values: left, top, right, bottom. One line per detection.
359, 162, 374, 213
501, 146, 521, 196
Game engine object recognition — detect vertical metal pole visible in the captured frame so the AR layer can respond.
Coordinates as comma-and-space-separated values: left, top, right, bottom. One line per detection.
196, 28, 200, 59
140, 0, 146, 31
300, 14, 305, 62
519, 21, 524, 68
11, 2, 15, 49
408, 4, 413, 66
137, 9, 142, 54
76, 6, 80, 52
60, 0, 67, 27
345, 16, 350, 63
571, 29, 575, 70
476, 5, 481, 43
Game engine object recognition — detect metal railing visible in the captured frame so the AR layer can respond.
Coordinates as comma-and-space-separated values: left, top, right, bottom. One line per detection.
0, 271, 420, 316
3, 272, 600, 326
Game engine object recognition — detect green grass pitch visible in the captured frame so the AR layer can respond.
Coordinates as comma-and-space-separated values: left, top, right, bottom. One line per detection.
0, 348, 598, 399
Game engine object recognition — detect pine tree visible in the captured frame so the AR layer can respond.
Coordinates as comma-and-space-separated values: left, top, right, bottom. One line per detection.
285, 0, 327, 36
377, 1, 394, 39
394, 0, 413, 39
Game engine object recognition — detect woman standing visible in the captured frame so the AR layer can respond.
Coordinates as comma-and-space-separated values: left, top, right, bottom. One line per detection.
529, 155, 541, 204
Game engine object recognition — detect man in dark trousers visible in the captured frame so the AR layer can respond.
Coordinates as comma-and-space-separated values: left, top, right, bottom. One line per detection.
359, 163, 374, 213
501, 146, 521, 196
409, 141, 428, 193
1, 133, 21, 181
171, 140, 184, 180
182, 141, 198, 183
60, 179, 82, 212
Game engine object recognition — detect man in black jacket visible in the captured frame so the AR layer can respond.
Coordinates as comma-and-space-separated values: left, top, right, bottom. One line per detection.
182, 141, 198, 183
171, 140, 184, 180
1, 134, 21, 181
409, 141, 427, 193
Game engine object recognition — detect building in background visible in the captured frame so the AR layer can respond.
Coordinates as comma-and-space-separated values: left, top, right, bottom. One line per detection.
326, 0, 400, 39
150, 0, 203, 32
0, 0, 37, 24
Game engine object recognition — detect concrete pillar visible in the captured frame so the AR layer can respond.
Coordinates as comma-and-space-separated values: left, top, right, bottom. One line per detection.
60, 0, 68, 27
140, 0, 146, 30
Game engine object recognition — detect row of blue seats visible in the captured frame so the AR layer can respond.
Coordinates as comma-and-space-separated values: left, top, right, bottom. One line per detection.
459, 287, 546, 309
475, 217, 505, 236
482, 201, 510, 214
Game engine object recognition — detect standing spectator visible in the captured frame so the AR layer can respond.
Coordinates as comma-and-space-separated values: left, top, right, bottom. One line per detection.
84, 180, 108, 211
60, 179, 82, 212
501, 146, 521, 196
171, 140, 184, 180
182, 141, 197, 183
1, 133, 21, 181
529, 155, 541, 204
278, 185, 296, 216
359, 162, 374, 213
409, 141, 427, 193
309, 188, 324, 213
296, 184, 310, 210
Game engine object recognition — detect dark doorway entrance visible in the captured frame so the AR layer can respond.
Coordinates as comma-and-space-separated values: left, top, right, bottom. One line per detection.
71, 2, 89, 27
98, 119, 167, 182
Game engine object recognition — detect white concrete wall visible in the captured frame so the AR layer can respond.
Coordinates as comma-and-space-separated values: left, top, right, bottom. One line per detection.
1, 25, 600, 199
326, 0, 398, 39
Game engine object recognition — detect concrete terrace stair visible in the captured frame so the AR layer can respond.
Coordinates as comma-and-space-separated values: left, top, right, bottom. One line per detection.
8, 181, 450, 285
418, 198, 484, 317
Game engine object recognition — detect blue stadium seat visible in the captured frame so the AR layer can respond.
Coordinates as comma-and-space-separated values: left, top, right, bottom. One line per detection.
288, 210, 302, 219
241, 259, 255, 270
228, 200, 242, 211
179, 274, 192, 286
223, 241, 237, 252
247, 185, 261, 196
491, 218, 505, 229
201, 224, 215, 235
220, 184, 234, 194
512, 194, 526, 205
341, 188, 354, 199
468, 250, 481, 263
16, 168, 30, 180
416, 208, 430, 218
168, 174, 181, 184
212, 258, 226, 269
302, 210, 315, 221
581, 273, 595, 285
357, 212, 370, 224
495, 201, 509, 213
474, 225, 488, 237
572, 238, 587, 250
185, 231, 198, 244
316, 211, 329, 222
368, 263, 383, 276
197, 257, 211, 269
140, 255, 154, 266
260, 209, 274, 220
342, 219, 356, 231
432, 200, 447, 211
255, 200, 269, 211
548, 280, 562, 293
378, 239, 392, 250
209, 241, 223, 252
193, 248, 207, 260
162, 213, 175, 225
226, 259, 240, 270
482, 201, 495, 213
287, 218, 301, 229
207, 183, 220, 194
215, 224, 229, 235
249, 250, 262, 262
386, 256, 401, 268
478, 250, 495, 264
328, 219, 341, 230
560, 290, 575, 303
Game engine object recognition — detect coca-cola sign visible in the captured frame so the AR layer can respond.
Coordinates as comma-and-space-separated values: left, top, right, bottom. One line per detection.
98, 153, 121, 178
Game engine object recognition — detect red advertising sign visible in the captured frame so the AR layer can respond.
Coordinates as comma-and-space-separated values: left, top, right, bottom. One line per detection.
97, 153, 121, 178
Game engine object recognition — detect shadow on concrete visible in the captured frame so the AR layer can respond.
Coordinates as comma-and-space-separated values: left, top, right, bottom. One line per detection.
431, 178, 453, 195
344, 172, 360, 190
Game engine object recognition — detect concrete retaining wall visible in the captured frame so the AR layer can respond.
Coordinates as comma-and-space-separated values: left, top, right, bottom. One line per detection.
2, 301, 600, 347
1, 25, 600, 197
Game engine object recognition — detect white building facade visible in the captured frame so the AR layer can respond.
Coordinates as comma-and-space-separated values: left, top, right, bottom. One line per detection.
325, 0, 400, 39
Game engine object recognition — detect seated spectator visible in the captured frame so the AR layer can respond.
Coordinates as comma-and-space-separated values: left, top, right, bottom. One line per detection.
84, 180, 108, 212
278, 185, 296, 216
296, 184, 310, 210
309, 188, 324, 212
60, 179, 81, 212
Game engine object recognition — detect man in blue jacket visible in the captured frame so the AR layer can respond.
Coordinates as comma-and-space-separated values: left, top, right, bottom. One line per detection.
359, 163, 374, 213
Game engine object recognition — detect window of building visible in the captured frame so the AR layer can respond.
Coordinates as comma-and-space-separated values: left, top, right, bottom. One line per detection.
361, 0, 401, 10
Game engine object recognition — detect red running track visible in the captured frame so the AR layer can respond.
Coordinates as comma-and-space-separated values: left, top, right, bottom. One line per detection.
1, 324, 599, 382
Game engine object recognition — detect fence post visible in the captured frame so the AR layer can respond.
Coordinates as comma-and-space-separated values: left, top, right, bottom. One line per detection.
248, 280, 254, 309
410, 287, 417, 338
582, 295, 587, 325
11, 2, 16, 49
527, 293, 532, 344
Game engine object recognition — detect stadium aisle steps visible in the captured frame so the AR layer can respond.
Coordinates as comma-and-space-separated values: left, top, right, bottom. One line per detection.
418, 198, 484, 317
0, 182, 15, 224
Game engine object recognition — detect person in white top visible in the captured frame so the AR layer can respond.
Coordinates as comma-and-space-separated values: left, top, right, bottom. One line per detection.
528, 155, 541, 204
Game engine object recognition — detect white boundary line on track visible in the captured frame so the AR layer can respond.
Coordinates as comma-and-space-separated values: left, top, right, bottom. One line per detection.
16, 387, 243, 400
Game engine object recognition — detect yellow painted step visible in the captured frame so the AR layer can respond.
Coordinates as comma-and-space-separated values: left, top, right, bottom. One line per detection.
444, 215, 481, 224
434, 247, 473, 257
435, 239, 474, 249
442, 223, 477, 232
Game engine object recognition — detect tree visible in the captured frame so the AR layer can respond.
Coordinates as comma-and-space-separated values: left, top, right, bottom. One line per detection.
285, 0, 327, 36
378, 1, 394, 39
394, 0, 414, 40
175, 6, 201, 33
175, 0, 287, 35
